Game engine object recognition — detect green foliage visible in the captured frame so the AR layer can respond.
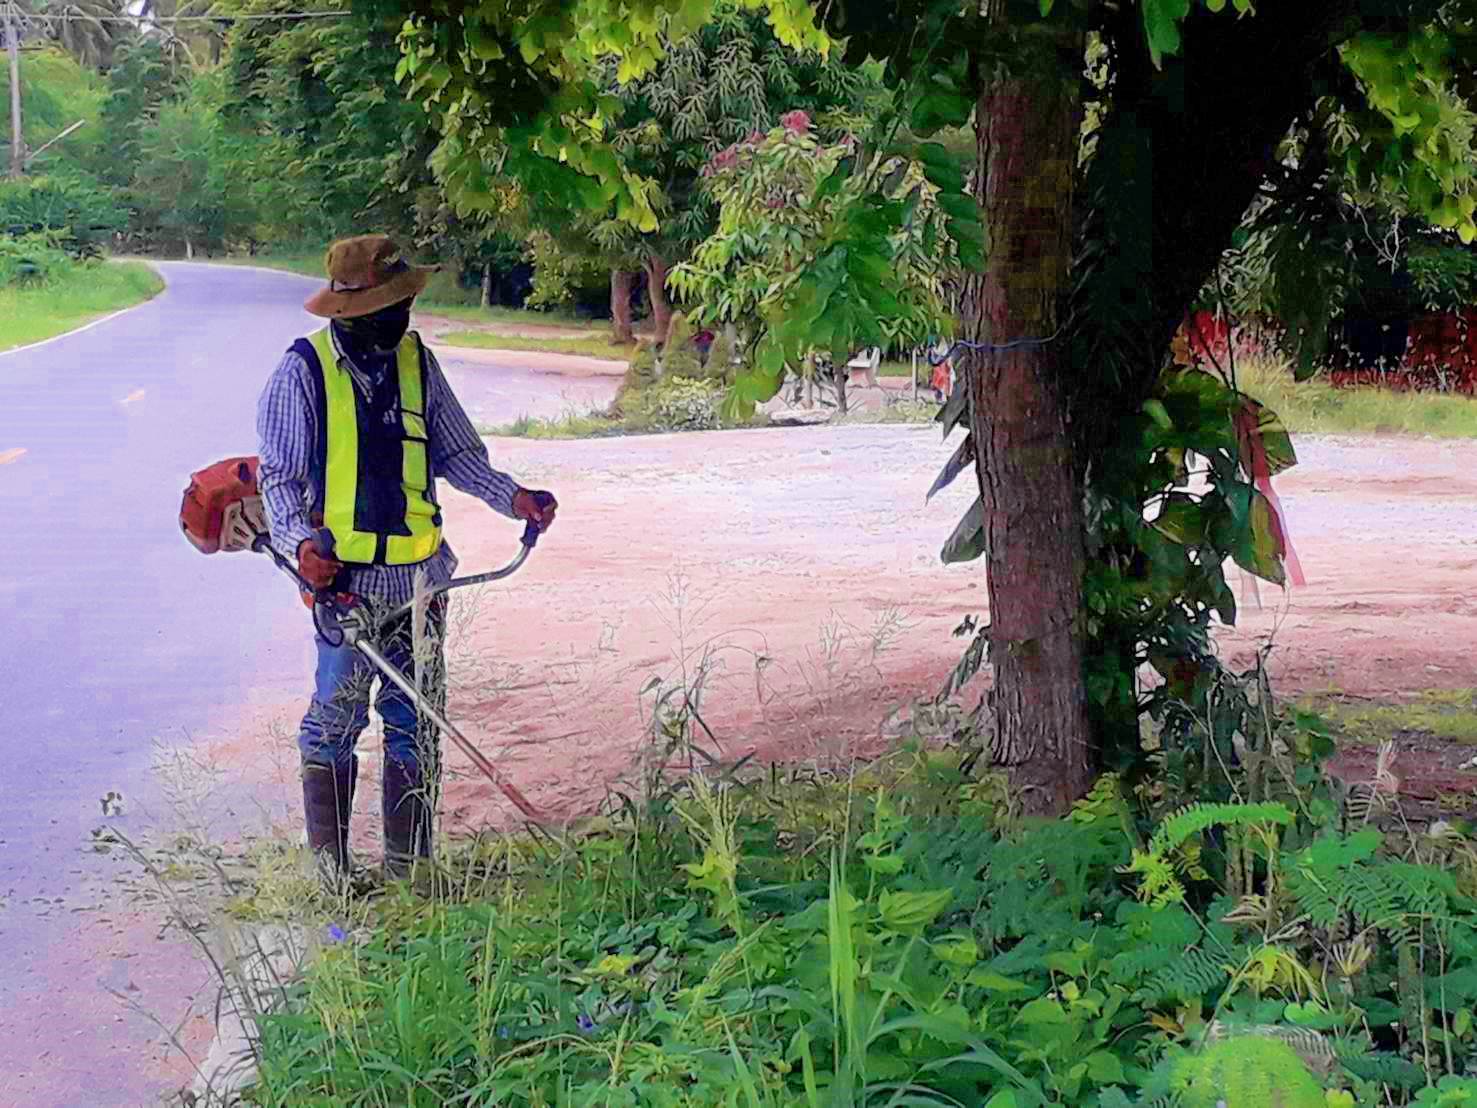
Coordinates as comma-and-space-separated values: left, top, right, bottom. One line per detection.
1168, 1035, 1326, 1107
377, 0, 831, 241
128, 73, 252, 254
92, 36, 186, 191
1409, 240, 1477, 313
704, 326, 737, 379
0, 45, 106, 164
523, 232, 609, 310
0, 174, 122, 256
621, 375, 726, 431
544, 3, 886, 283
668, 118, 955, 418
246, 736, 1477, 1107
218, 0, 435, 248
659, 309, 701, 376
0, 231, 72, 285
1338, 23, 1477, 245
0, 260, 161, 350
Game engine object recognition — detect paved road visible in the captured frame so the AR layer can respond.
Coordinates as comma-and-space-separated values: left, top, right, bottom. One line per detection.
0, 262, 619, 1106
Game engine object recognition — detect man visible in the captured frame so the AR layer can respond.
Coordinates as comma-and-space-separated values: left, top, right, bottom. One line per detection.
256, 234, 556, 886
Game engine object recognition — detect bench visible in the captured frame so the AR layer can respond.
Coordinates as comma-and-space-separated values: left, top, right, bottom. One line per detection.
844, 347, 882, 388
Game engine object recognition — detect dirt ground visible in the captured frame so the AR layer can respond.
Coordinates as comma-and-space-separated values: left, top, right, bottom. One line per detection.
196, 427, 1477, 838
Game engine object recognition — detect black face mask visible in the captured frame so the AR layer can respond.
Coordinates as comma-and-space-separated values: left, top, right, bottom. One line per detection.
337, 299, 412, 356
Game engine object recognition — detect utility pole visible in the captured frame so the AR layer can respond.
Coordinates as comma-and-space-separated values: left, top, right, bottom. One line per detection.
4, 3, 23, 180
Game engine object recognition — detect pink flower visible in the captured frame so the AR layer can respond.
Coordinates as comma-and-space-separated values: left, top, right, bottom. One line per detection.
780, 110, 811, 135
703, 145, 740, 177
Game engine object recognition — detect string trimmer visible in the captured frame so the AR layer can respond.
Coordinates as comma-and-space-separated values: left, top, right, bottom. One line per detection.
179, 455, 549, 822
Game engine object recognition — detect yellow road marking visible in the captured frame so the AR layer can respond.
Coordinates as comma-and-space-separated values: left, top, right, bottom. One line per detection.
0, 448, 27, 465
120, 388, 146, 406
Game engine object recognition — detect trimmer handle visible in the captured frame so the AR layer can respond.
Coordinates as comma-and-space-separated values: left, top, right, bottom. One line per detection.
520, 491, 557, 549
309, 527, 337, 559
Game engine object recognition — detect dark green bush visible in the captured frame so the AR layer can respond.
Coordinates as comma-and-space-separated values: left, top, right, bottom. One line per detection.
0, 174, 125, 258
0, 232, 75, 287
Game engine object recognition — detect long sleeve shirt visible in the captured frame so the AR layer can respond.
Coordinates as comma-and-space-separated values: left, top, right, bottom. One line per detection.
255, 325, 522, 607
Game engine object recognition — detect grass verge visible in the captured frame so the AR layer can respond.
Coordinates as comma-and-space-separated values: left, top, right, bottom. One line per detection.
426, 304, 609, 329
1296, 688, 1477, 745
212, 251, 617, 330
484, 392, 936, 440
486, 411, 626, 439
0, 260, 164, 353
1240, 356, 1477, 438
210, 250, 325, 279
439, 329, 629, 360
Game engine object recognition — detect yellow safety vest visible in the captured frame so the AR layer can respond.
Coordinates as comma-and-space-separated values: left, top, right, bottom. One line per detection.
305, 327, 442, 566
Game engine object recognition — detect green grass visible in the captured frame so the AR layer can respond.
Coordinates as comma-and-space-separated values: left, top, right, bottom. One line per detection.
424, 304, 608, 329
485, 411, 626, 439
213, 251, 616, 325
1297, 688, 1477, 745
212, 249, 326, 279
440, 329, 630, 360
1240, 356, 1477, 438
0, 261, 164, 352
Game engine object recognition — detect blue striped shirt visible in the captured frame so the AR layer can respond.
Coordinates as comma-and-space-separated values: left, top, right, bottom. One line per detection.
255, 325, 522, 606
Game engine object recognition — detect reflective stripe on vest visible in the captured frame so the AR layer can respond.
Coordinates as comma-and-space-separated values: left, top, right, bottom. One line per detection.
308, 328, 442, 566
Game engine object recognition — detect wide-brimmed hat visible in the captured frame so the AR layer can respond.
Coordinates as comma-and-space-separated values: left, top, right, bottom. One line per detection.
304, 235, 436, 319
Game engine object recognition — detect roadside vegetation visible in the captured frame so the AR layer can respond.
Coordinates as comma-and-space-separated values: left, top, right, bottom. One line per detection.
439, 330, 628, 360
1240, 359, 1477, 441
128, 670, 1477, 1108
0, 246, 161, 352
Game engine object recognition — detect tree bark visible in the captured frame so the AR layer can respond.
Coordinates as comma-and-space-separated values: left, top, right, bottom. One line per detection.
6, 12, 23, 180
480, 263, 494, 309
610, 268, 635, 345
961, 23, 1092, 816
644, 255, 673, 344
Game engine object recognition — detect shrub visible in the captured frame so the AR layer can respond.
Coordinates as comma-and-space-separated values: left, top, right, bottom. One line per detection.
613, 373, 724, 431
609, 339, 659, 416
659, 309, 702, 378
703, 325, 738, 382
0, 175, 124, 258
645, 376, 723, 430
0, 232, 75, 287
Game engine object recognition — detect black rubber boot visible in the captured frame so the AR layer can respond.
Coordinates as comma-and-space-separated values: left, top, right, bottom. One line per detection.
382, 756, 433, 882
302, 757, 356, 888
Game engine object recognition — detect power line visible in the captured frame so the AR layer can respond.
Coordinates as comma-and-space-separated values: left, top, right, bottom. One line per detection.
32, 10, 350, 22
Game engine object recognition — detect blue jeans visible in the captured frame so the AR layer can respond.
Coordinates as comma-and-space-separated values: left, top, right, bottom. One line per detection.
297, 597, 448, 775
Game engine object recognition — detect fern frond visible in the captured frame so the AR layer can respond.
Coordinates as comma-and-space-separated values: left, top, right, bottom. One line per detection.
1148, 801, 1294, 857
1336, 1047, 1425, 1090
1136, 948, 1233, 1006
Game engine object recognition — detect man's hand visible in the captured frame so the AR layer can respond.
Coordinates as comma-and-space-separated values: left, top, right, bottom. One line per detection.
512, 488, 558, 532
297, 536, 343, 590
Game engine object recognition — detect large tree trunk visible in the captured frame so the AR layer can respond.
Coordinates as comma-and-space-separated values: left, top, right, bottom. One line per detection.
480, 263, 495, 309
644, 255, 673, 344
610, 269, 635, 345
6, 12, 22, 180
962, 21, 1091, 816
